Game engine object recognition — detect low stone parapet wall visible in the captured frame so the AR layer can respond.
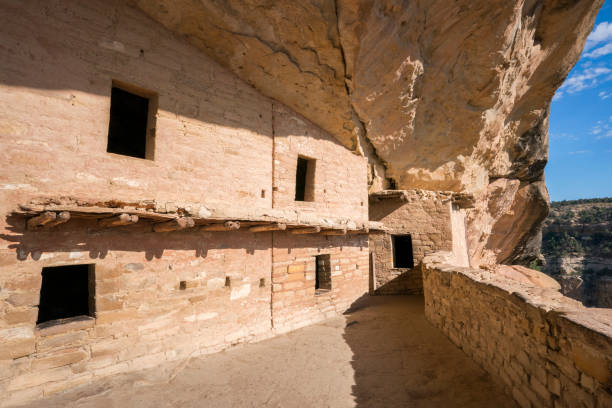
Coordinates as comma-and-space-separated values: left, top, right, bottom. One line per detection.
422, 253, 612, 408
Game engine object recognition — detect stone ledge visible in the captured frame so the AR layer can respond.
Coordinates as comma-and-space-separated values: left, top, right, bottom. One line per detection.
422, 251, 612, 408
422, 252, 612, 336
36, 316, 95, 337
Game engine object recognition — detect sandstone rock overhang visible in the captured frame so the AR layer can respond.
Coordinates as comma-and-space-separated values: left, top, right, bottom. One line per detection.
133, 0, 602, 190
132, 0, 604, 266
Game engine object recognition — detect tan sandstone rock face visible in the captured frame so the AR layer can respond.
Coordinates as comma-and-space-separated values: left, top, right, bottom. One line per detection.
133, 0, 603, 266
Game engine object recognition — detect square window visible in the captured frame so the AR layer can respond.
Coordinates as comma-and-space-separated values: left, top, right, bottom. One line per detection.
107, 83, 156, 159
295, 156, 316, 202
315, 254, 331, 293
392, 235, 414, 268
37, 264, 95, 325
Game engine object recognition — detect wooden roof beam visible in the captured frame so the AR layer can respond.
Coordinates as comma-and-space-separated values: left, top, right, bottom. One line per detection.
27, 211, 70, 230
200, 221, 240, 232
153, 217, 195, 232
290, 226, 321, 235
98, 213, 139, 228
249, 223, 286, 233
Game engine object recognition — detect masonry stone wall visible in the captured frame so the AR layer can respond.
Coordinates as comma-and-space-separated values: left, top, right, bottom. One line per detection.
271, 233, 369, 333
272, 104, 368, 224
369, 190, 453, 294
0, 224, 273, 405
0, 1, 370, 405
423, 254, 612, 408
0, 0, 274, 212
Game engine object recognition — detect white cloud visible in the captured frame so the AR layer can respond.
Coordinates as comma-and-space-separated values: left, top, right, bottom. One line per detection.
598, 129, 612, 140
552, 91, 563, 101
592, 120, 612, 140
599, 90, 612, 99
592, 121, 604, 135
585, 21, 612, 50
560, 66, 612, 94
568, 150, 591, 155
584, 42, 612, 58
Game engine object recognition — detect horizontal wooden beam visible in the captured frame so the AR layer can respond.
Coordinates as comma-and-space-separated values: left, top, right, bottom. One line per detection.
153, 217, 195, 232
249, 223, 286, 233
322, 228, 347, 236
27, 211, 70, 230
201, 221, 240, 232
98, 213, 139, 228
290, 226, 321, 235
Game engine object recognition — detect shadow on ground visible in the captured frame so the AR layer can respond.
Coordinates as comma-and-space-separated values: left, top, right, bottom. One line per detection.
14, 296, 515, 408
342, 295, 516, 408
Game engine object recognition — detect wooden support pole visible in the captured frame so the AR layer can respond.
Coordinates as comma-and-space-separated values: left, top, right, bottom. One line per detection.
249, 223, 286, 233
200, 221, 240, 232
322, 228, 347, 236
153, 217, 195, 232
27, 212, 56, 230
98, 213, 139, 228
27, 211, 70, 230
290, 226, 321, 235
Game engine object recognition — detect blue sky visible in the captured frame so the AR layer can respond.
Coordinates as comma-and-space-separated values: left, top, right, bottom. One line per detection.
548, 0, 612, 201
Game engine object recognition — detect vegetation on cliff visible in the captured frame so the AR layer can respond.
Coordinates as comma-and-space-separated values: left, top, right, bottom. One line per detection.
543, 198, 612, 260
542, 198, 612, 307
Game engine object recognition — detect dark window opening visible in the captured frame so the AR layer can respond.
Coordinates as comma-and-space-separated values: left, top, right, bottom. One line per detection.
37, 264, 95, 325
295, 156, 316, 202
392, 235, 414, 268
107, 85, 153, 159
315, 254, 331, 293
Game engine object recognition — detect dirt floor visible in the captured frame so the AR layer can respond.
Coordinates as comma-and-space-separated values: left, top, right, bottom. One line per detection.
15, 296, 516, 408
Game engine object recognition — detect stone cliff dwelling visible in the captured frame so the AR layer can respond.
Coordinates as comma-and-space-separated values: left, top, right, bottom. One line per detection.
1, 1, 611, 407
369, 190, 473, 295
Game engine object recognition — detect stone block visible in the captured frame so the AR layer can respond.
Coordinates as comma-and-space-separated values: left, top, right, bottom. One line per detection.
571, 344, 610, 385
43, 373, 93, 396
512, 386, 531, 408
0, 326, 35, 359
93, 362, 130, 378
2, 386, 43, 408
32, 348, 88, 370
281, 272, 305, 283
548, 373, 561, 396
530, 375, 551, 403
7, 366, 73, 391
95, 309, 141, 324
3, 275, 42, 292
5, 308, 38, 325
287, 264, 306, 274
96, 295, 124, 311
580, 373, 597, 393
7, 292, 39, 307
36, 316, 94, 337
95, 279, 121, 295
37, 331, 89, 353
